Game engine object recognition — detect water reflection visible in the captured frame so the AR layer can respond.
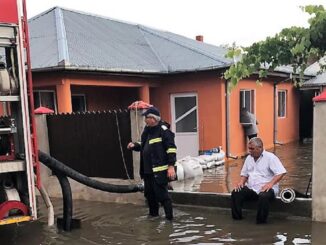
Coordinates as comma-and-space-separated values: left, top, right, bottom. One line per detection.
172, 141, 313, 194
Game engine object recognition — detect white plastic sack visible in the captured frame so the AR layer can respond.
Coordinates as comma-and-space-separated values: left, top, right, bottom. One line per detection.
180, 158, 203, 179
175, 162, 184, 181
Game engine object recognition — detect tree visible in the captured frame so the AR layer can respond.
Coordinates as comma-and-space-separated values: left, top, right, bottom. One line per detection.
224, 5, 326, 90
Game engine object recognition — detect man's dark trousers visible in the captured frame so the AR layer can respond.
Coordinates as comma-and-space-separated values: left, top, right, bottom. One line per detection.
231, 186, 275, 223
143, 174, 173, 220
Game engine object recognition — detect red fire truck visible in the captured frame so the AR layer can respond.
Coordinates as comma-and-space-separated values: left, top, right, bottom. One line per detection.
0, 0, 142, 229
0, 0, 40, 225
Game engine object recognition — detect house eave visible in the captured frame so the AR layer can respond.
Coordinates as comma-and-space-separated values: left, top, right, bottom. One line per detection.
300, 84, 325, 90
31, 64, 231, 75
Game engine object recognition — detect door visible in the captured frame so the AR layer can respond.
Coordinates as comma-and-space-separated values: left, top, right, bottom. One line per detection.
171, 93, 199, 159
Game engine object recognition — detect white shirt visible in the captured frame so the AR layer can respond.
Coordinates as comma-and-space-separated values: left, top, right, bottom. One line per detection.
241, 150, 286, 195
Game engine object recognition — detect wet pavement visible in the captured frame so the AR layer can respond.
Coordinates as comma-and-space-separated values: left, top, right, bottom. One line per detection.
172, 141, 313, 194
1, 141, 322, 245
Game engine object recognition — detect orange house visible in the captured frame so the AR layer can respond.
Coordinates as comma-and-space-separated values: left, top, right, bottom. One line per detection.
29, 7, 303, 158
151, 72, 300, 157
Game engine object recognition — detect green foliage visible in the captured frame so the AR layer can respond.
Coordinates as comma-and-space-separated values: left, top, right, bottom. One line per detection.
224, 5, 326, 89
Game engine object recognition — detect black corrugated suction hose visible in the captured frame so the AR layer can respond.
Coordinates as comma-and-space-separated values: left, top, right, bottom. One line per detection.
53, 171, 73, 231
38, 151, 143, 193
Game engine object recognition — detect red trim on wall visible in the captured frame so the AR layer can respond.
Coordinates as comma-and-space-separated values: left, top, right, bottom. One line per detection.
0, 0, 19, 24
313, 91, 326, 102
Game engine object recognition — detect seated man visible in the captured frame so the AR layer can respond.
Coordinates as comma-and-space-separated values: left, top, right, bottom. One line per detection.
231, 137, 286, 224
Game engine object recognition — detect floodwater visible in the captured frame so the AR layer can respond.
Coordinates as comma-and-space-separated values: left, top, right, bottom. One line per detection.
2, 141, 324, 245
172, 141, 313, 194
2, 198, 326, 245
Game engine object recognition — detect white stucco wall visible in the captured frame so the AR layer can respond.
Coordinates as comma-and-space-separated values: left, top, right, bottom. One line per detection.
312, 100, 326, 222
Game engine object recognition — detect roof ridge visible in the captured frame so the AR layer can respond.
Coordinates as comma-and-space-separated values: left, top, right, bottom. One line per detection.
54, 7, 70, 64
138, 25, 230, 66
137, 25, 168, 72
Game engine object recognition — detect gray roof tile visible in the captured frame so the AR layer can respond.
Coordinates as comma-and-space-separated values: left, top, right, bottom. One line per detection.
29, 9, 59, 68
302, 72, 326, 87
29, 7, 231, 73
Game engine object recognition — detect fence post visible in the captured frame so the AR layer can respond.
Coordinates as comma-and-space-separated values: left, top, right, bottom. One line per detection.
312, 92, 326, 222
129, 109, 145, 181
35, 114, 52, 183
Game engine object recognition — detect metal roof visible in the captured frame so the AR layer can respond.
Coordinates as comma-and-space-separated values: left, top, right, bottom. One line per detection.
302, 72, 326, 87
28, 7, 232, 74
301, 58, 326, 88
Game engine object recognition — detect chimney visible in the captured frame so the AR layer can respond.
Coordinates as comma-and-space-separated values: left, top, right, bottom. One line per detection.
196, 35, 204, 42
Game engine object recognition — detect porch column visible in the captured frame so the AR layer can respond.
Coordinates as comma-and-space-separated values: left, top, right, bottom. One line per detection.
139, 85, 150, 103
56, 79, 72, 113
130, 109, 146, 181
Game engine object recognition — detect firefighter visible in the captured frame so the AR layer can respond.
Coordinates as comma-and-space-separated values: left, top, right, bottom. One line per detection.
127, 106, 177, 220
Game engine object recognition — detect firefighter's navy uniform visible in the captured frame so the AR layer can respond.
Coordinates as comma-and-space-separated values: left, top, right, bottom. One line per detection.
133, 120, 177, 220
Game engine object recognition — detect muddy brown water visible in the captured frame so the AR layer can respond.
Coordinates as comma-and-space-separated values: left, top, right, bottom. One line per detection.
2, 141, 325, 245
2, 199, 325, 245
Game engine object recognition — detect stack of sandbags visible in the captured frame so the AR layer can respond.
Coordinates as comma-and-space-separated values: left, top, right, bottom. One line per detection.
175, 156, 203, 180
192, 149, 225, 169
174, 147, 226, 180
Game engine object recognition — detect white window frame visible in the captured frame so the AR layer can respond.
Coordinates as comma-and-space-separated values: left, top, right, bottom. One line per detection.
171, 92, 198, 134
33, 90, 57, 112
278, 90, 287, 118
240, 89, 255, 113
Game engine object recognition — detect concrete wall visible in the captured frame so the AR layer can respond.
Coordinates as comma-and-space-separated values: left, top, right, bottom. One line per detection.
312, 100, 326, 222
35, 114, 144, 204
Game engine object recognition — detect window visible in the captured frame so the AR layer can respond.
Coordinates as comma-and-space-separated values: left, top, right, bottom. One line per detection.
33, 90, 57, 112
240, 90, 255, 113
72, 94, 86, 112
278, 90, 287, 118
174, 95, 197, 133
240, 89, 255, 112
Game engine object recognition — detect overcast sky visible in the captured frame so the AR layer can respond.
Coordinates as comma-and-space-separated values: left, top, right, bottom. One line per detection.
26, 0, 326, 47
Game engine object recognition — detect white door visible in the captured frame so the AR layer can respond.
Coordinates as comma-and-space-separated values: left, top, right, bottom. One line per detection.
171, 93, 199, 159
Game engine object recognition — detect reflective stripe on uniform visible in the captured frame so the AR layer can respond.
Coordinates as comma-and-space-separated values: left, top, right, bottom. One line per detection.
149, 137, 162, 144
166, 148, 177, 153
152, 165, 169, 172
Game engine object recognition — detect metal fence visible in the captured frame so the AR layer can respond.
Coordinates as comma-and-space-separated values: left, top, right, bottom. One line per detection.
46, 110, 133, 179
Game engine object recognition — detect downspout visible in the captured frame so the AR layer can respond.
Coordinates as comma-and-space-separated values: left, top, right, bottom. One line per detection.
225, 80, 238, 159
273, 81, 281, 145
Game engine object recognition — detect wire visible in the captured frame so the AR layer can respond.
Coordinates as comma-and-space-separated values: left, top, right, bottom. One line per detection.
114, 111, 132, 182
134, 101, 141, 141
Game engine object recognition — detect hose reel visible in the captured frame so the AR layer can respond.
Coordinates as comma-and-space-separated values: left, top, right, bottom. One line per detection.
280, 188, 309, 203
280, 188, 296, 203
